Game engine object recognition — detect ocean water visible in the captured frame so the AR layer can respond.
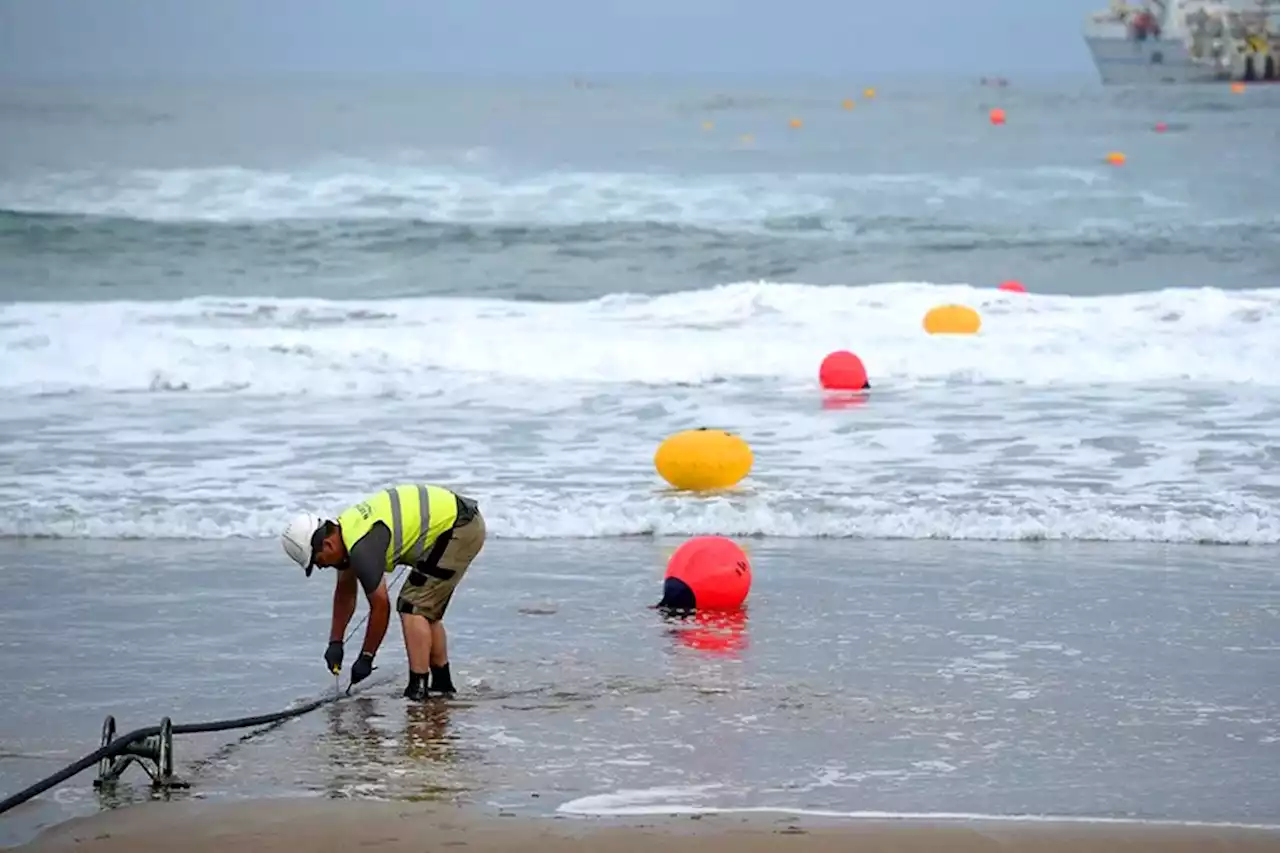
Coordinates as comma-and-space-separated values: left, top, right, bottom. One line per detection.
1, 77, 1279, 845
2, 79, 1280, 543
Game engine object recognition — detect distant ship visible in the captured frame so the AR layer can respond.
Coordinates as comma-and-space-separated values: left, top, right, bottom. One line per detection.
1083, 0, 1280, 83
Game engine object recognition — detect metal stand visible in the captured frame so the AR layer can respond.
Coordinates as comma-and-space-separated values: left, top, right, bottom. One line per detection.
92, 715, 190, 791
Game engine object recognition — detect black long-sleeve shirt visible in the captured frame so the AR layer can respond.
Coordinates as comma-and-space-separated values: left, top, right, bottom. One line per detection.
345, 521, 391, 597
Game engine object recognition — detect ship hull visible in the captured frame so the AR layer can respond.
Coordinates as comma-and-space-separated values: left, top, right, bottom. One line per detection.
1085, 34, 1280, 84
1084, 35, 1218, 84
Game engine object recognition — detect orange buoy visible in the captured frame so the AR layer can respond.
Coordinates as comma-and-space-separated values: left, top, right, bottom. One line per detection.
1105, 151, 1126, 166
998, 280, 1026, 293
923, 304, 981, 335
658, 535, 751, 612
789, 117, 803, 129
818, 350, 869, 391
989, 107, 1006, 125
654, 428, 753, 491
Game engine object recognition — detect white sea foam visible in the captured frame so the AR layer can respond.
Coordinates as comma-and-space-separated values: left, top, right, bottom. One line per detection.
0, 161, 1217, 230
3, 281, 1279, 544
2, 281, 1279, 395
1, 489, 1278, 543
554, 786, 1280, 829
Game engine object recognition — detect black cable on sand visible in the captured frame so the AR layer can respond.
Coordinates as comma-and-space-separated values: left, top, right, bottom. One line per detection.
0, 568, 410, 817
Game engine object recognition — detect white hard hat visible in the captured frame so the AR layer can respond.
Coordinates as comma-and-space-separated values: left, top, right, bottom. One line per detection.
282, 511, 325, 577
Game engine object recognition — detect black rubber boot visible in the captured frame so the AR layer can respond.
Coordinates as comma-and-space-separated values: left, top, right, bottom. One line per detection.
429, 663, 456, 696
404, 671, 428, 700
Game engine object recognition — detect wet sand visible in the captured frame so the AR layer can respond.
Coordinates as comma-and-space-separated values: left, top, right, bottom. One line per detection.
2, 538, 1278, 847
13, 799, 1280, 853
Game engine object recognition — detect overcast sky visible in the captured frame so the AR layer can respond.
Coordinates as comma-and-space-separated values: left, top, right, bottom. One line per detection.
0, 0, 1107, 80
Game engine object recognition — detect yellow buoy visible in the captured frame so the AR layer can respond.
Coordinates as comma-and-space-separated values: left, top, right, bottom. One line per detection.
842, 98, 855, 110
923, 304, 981, 335
863, 87, 876, 99
654, 428, 753, 491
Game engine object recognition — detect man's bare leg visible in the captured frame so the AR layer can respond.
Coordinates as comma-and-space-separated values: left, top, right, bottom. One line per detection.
401, 613, 433, 698
429, 621, 448, 667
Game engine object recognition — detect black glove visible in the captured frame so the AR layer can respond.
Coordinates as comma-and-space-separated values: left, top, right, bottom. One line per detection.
324, 640, 343, 674
351, 651, 375, 685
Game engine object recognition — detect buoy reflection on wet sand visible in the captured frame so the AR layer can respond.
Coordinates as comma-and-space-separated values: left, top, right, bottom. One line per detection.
822, 393, 870, 410
664, 609, 749, 656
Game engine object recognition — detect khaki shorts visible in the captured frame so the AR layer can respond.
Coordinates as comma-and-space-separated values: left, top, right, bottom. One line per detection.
396, 498, 485, 623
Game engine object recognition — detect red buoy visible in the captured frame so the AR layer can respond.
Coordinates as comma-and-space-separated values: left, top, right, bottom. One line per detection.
818, 350, 869, 391
658, 535, 751, 612
998, 280, 1026, 293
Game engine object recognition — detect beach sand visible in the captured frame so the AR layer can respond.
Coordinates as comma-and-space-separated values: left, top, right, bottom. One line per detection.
12, 799, 1280, 853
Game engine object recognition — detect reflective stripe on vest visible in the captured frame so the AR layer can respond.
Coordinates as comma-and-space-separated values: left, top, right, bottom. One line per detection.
337, 483, 460, 572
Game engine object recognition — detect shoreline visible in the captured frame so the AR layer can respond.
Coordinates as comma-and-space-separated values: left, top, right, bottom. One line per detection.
11, 799, 1280, 853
